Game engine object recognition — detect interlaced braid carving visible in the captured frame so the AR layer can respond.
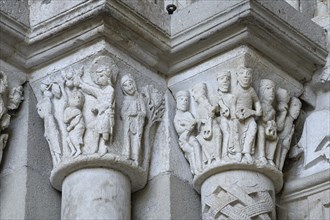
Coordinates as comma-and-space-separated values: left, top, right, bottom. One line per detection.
203, 183, 273, 220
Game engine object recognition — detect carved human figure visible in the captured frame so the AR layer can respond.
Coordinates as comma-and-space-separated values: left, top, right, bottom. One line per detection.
120, 74, 146, 164
277, 97, 301, 170
79, 56, 119, 156
216, 71, 239, 160
192, 83, 222, 165
8, 86, 24, 110
63, 90, 86, 158
275, 88, 290, 132
37, 82, 62, 166
174, 90, 202, 175
233, 67, 262, 163
0, 72, 24, 165
257, 79, 278, 166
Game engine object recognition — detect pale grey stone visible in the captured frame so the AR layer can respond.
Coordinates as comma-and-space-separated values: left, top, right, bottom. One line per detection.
132, 173, 201, 220
0, 84, 61, 220
62, 168, 130, 219
0, 1, 329, 219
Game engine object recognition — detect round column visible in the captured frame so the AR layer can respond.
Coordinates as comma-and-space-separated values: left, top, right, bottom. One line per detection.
61, 168, 131, 219
201, 170, 276, 220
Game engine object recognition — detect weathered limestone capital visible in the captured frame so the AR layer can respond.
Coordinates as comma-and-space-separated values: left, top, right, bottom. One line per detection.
36, 54, 165, 218
0, 71, 24, 165
1, 0, 329, 219
172, 59, 303, 219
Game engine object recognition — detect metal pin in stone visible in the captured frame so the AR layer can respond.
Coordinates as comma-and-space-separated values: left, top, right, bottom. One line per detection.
166, 4, 177, 15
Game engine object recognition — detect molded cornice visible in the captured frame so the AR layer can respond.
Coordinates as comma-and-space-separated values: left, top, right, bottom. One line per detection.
0, 0, 328, 82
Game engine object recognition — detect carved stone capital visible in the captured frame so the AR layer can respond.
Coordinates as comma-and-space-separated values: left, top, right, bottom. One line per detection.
172, 49, 303, 219
35, 54, 165, 192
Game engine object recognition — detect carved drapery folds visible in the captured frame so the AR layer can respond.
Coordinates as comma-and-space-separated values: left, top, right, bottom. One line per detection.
174, 67, 302, 219
36, 55, 165, 191
174, 67, 302, 175
0, 71, 24, 165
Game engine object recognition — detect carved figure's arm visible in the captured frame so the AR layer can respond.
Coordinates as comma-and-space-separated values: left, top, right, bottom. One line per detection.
67, 115, 82, 131
80, 81, 99, 98
218, 98, 230, 118
230, 96, 237, 120
254, 100, 262, 117
276, 107, 288, 132
139, 95, 147, 117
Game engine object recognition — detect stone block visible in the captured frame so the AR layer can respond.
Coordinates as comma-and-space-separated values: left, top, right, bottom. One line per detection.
132, 173, 200, 220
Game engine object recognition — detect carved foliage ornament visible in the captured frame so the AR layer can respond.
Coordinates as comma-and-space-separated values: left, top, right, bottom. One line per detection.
0, 71, 24, 165
174, 67, 302, 175
37, 56, 165, 170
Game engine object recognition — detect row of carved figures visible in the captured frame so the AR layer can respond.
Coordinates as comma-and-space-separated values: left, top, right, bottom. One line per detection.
37, 56, 164, 168
174, 67, 301, 175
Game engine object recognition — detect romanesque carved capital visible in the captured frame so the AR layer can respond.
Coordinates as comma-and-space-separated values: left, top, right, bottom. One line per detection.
36, 55, 165, 191
173, 66, 302, 219
0, 71, 24, 165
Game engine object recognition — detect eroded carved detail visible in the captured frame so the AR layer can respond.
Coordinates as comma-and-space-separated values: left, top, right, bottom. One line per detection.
277, 97, 302, 170
174, 67, 302, 175
80, 56, 118, 155
37, 79, 62, 166
191, 83, 222, 166
257, 79, 278, 166
37, 55, 165, 179
234, 68, 262, 164
120, 74, 146, 165
174, 90, 202, 175
0, 71, 24, 165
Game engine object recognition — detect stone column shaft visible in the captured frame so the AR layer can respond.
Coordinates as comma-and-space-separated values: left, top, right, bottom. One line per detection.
61, 168, 131, 219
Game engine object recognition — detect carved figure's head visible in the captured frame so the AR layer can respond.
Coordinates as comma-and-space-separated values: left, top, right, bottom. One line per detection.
191, 83, 207, 103
121, 74, 137, 96
40, 82, 53, 98
259, 79, 275, 102
236, 67, 252, 88
176, 90, 190, 111
276, 88, 290, 103
8, 86, 24, 110
69, 90, 85, 109
289, 97, 301, 119
90, 56, 119, 87
217, 71, 231, 92
0, 71, 8, 94
276, 88, 290, 111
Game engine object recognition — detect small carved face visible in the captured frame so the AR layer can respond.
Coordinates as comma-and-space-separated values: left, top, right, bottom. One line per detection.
93, 65, 111, 86
191, 84, 207, 103
122, 79, 136, 96
237, 69, 252, 88
177, 95, 189, 111
289, 98, 301, 119
262, 84, 275, 102
217, 75, 230, 92
69, 91, 84, 108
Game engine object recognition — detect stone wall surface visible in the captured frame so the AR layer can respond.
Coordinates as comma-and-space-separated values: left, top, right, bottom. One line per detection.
0, 0, 329, 219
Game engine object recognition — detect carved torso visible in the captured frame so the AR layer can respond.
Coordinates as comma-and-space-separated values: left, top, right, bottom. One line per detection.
261, 102, 276, 122
234, 87, 258, 110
